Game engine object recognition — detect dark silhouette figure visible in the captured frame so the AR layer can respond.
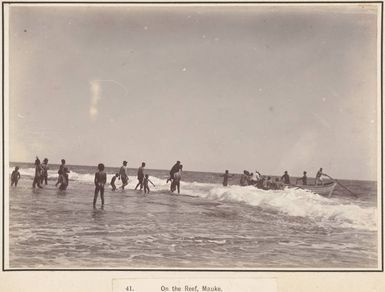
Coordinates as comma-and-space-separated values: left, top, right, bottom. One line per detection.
40, 158, 49, 185
221, 170, 233, 186
93, 163, 107, 207
281, 171, 290, 185
135, 162, 146, 190
110, 173, 119, 191
32, 157, 43, 189
296, 171, 307, 185
119, 161, 129, 190
143, 174, 155, 194
167, 161, 181, 184
11, 166, 21, 187
171, 165, 183, 194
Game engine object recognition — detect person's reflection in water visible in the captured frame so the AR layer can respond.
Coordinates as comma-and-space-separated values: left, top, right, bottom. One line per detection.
91, 207, 105, 223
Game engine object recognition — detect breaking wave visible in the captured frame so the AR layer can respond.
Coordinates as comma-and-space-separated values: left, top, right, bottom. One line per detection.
11, 167, 377, 231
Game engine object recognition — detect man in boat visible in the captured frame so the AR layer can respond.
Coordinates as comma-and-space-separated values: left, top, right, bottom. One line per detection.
264, 176, 273, 189
273, 177, 284, 190
249, 170, 261, 185
296, 171, 307, 185
254, 171, 262, 182
248, 171, 255, 183
315, 168, 325, 185
240, 170, 250, 186
281, 171, 290, 185
220, 170, 233, 187
248, 171, 257, 185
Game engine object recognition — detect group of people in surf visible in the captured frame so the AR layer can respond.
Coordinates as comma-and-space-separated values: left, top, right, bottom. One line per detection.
29, 157, 70, 190
10, 157, 69, 190
110, 160, 182, 192
11, 157, 327, 206
93, 160, 183, 207
113, 160, 153, 192
10, 158, 184, 208
221, 167, 327, 190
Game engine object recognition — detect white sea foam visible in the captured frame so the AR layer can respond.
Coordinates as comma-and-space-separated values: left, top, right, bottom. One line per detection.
181, 182, 377, 231
11, 167, 377, 231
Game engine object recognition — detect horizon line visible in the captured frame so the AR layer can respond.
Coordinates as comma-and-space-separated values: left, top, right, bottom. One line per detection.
8, 160, 378, 182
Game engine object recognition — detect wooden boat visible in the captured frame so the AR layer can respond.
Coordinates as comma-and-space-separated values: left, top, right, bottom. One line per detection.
292, 182, 337, 198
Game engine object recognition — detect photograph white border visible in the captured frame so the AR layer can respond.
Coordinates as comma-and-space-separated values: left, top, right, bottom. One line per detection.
0, 0, 384, 291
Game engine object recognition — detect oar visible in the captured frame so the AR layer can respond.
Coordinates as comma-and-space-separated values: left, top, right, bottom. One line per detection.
324, 174, 358, 197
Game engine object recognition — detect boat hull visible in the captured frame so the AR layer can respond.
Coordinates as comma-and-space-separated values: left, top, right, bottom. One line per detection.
294, 182, 337, 198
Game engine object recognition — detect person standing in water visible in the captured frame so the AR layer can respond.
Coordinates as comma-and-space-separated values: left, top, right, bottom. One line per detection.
11, 166, 21, 187
60, 166, 70, 190
143, 174, 155, 194
281, 171, 290, 185
110, 173, 119, 191
33, 157, 43, 188
55, 159, 66, 187
135, 162, 145, 190
167, 161, 181, 183
93, 163, 107, 208
171, 165, 183, 194
119, 161, 129, 190
40, 158, 49, 185
221, 170, 233, 186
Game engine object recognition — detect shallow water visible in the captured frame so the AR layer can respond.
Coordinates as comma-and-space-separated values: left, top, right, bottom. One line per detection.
7, 164, 379, 269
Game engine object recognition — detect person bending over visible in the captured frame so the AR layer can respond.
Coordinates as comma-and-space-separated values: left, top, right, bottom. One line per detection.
110, 173, 119, 191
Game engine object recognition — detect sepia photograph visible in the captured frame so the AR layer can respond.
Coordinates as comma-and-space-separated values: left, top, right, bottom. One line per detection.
1, 1, 382, 273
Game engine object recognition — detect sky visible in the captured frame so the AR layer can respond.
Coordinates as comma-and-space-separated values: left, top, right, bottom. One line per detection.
7, 4, 380, 180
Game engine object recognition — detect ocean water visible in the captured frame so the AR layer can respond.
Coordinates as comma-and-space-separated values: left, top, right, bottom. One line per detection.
7, 163, 379, 269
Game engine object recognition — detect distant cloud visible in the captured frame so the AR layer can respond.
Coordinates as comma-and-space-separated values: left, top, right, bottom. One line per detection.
89, 80, 101, 120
